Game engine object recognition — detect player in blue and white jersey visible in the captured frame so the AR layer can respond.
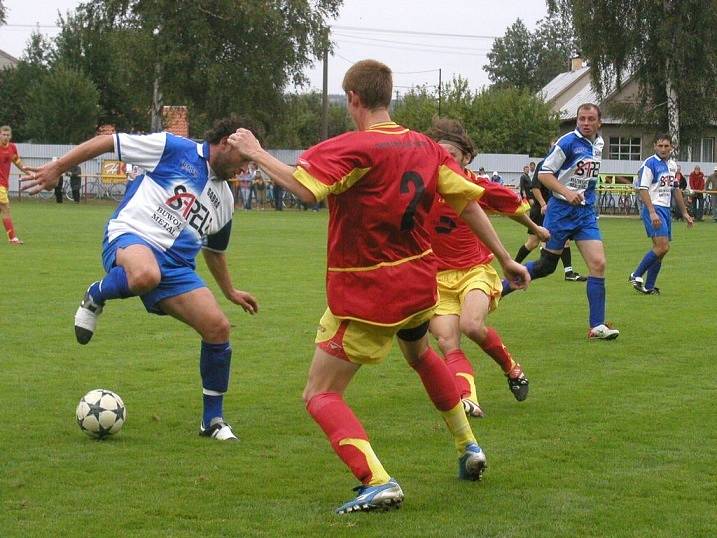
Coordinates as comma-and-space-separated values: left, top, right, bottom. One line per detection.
502, 103, 619, 340
629, 133, 693, 294
21, 116, 258, 441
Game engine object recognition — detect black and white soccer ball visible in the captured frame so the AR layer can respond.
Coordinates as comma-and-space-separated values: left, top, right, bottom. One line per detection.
76, 389, 126, 439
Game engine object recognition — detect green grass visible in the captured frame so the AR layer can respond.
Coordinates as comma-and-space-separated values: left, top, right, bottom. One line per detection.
1, 200, 715, 537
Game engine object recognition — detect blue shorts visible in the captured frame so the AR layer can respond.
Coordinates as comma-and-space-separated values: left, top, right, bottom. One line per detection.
641, 204, 672, 240
543, 198, 602, 250
102, 233, 206, 315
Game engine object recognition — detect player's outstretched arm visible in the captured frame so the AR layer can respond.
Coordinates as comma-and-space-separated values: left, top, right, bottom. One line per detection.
20, 135, 115, 194
202, 249, 258, 314
228, 129, 316, 204
460, 201, 531, 290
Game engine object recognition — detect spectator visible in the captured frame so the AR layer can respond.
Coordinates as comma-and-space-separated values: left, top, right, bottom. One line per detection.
237, 162, 256, 210
688, 165, 705, 221
253, 167, 267, 209
519, 165, 533, 203
491, 171, 503, 184
673, 166, 687, 220
68, 164, 82, 203
52, 157, 64, 203
707, 167, 717, 222
476, 167, 490, 181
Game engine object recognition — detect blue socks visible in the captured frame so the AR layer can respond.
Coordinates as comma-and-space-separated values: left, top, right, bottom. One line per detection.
89, 266, 132, 304
200, 341, 232, 426
633, 250, 658, 279
645, 260, 662, 290
502, 260, 537, 296
586, 276, 605, 328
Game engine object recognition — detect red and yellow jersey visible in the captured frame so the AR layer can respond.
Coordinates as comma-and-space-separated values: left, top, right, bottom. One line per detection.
0, 142, 19, 189
294, 121, 485, 326
430, 169, 529, 270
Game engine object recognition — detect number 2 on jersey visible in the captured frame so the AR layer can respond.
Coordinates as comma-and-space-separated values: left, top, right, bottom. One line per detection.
400, 171, 425, 231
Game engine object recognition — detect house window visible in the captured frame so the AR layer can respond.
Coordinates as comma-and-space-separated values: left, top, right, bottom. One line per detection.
678, 137, 715, 162
701, 138, 714, 162
609, 137, 641, 160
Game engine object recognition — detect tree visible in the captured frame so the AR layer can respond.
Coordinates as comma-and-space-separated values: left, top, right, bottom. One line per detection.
547, 0, 717, 151
393, 77, 559, 155
265, 92, 351, 148
51, 0, 343, 136
0, 1, 6, 25
23, 64, 99, 143
484, 14, 576, 92
0, 33, 54, 141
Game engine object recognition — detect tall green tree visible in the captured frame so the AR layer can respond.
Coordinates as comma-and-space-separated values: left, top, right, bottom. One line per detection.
547, 0, 717, 150
52, 0, 342, 136
23, 64, 99, 143
393, 77, 558, 155
0, 33, 54, 141
484, 14, 575, 92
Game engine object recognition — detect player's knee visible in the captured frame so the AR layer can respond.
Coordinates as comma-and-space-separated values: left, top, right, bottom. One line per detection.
128, 267, 161, 293
435, 334, 460, 355
459, 318, 487, 343
532, 250, 560, 278
588, 257, 606, 275
202, 316, 231, 343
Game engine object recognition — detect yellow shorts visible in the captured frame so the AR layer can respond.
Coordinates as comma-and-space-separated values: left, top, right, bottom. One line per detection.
435, 265, 502, 316
0, 186, 8, 205
315, 306, 436, 365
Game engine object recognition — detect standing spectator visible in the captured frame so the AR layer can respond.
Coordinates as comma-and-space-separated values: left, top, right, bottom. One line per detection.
476, 167, 490, 181
519, 165, 533, 202
688, 165, 705, 221
68, 164, 82, 203
491, 171, 503, 184
253, 167, 267, 209
0, 125, 30, 244
272, 174, 284, 211
237, 163, 256, 210
528, 161, 536, 175
53, 158, 65, 203
706, 167, 717, 222
673, 166, 687, 220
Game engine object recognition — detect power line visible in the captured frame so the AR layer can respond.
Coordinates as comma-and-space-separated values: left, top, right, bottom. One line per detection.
334, 38, 489, 57
332, 24, 499, 40
332, 31, 490, 53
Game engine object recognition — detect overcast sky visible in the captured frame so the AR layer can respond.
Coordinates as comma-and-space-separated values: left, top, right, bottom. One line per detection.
1, 0, 549, 94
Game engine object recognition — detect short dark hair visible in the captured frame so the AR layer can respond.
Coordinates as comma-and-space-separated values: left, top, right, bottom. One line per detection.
654, 132, 672, 144
425, 117, 476, 161
204, 115, 264, 145
342, 59, 392, 110
577, 102, 601, 119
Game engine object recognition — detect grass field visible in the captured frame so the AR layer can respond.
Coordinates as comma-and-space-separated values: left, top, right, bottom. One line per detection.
1, 200, 715, 537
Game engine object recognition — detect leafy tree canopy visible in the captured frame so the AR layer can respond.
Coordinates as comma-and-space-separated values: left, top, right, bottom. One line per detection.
393, 77, 559, 155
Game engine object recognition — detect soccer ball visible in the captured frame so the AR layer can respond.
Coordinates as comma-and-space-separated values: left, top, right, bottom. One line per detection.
76, 389, 127, 439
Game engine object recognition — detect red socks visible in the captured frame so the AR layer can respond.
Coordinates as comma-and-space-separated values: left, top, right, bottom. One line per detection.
3, 217, 16, 240
411, 347, 461, 411
479, 327, 515, 374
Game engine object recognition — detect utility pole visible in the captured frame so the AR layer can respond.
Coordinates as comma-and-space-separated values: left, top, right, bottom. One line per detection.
438, 68, 442, 116
320, 28, 330, 141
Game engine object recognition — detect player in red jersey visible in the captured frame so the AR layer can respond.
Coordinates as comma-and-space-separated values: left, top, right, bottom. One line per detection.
229, 60, 530, 514
0, 126, 31, 245
426, 118, 550, 417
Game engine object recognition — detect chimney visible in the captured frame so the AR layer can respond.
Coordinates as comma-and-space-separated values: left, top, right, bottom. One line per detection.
570, 56, 584, 71
162, 106, 189, 137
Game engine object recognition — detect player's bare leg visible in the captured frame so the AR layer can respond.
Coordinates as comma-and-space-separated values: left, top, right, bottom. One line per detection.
461, 290, 528, 401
